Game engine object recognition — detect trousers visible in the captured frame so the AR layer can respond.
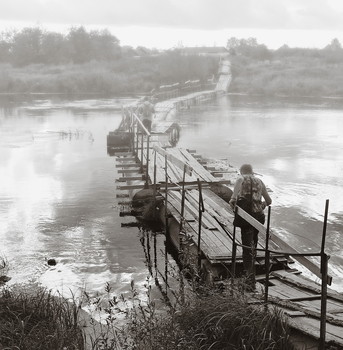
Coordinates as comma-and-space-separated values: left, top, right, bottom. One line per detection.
240, 211, 265, 290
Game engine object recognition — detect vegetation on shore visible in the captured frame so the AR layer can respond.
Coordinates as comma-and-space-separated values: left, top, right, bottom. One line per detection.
227, 37, 343, 98
0, 26, 218, 95
113, 280, 296, 350
0, 282, 296, 350
2, 27, 343, 97
0, 253, 295, 350
0, 287, 85, 349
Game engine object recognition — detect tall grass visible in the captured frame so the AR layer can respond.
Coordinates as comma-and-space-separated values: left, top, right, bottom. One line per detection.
83, 278, 296, 350
0, 287, 85, 350
0, 273, 296, 349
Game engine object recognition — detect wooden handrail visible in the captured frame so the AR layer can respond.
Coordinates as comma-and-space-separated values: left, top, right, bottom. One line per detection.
132, 112, 151, 136
235, 206, 332, 285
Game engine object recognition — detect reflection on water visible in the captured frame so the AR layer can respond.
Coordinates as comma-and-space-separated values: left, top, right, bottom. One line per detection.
1, 94, 343, 299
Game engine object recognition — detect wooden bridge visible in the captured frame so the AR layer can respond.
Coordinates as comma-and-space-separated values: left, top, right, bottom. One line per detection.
111, 89, 343, 349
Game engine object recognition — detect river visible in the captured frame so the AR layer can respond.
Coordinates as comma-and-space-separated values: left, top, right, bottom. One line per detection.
0, 94, 342, 300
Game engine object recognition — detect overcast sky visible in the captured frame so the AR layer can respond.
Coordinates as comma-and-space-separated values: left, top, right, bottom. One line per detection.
1, 0, 343, 49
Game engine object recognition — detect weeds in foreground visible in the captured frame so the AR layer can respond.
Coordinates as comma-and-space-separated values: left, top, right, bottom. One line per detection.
0, 251, 295, 350
0, 278, 295, 350
0, 287, 85, 350
175, 287, 295, 350
83, 277, 295, 350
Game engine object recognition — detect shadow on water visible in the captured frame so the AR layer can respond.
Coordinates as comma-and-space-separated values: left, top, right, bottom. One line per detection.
136, 222, 186, 308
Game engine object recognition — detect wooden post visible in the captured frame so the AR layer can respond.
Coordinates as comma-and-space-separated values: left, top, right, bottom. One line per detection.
197, 179, 205, 270
319, 199, 330, 350
145, 135, 150, 188
140, 134, 144, 172
264, 206, 272, 306
231, 214, 237, 290
165, 239, 168, 296
152, 150, 157, 219
164, 155, 169, 240
179, 165, 187, 235
128, 109, 134, 151
153, 150, 157, 197
135, 125, 138, 156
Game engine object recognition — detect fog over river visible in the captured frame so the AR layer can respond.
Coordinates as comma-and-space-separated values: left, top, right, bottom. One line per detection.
1, 94, 343, 300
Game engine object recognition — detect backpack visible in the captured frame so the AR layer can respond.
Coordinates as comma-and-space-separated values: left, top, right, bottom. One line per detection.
233, 176, 266, 228
233, 178, 253, 228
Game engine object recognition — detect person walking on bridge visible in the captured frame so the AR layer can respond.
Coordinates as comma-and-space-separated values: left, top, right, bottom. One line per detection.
138, 96, 155, 132
229, 164, 272, 291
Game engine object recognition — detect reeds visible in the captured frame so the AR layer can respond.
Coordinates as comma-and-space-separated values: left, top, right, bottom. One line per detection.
0, 278, 296, 350
0, 287, 85, 349
82, 278, 296, 350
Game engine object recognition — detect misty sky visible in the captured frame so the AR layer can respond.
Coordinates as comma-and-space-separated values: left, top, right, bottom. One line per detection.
1, 0, 343, 49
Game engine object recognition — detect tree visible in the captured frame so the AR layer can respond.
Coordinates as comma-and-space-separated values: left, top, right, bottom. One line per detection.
89, 29, 121, 60
0, 30, 14, 62
41, 32, 67, 64
226, 37, 271, 60
66, 26, 93, 63
325, 38, 342, 51
11, 27, 43, 66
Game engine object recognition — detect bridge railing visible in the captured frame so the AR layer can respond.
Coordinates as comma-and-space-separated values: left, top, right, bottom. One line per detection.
151, 146, 208, 259
126, 107, 151, 188
232, 200, 330, 350
150, 144, 330, 348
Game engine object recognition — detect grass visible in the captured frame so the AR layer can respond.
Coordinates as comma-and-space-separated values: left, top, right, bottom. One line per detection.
81, 276, 296, 350
174, 287, 295, 350
0, 287, 85, 350
0, 248, 296, 350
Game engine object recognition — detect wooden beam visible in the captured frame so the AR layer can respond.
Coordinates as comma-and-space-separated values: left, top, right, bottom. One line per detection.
116, 176, 144, 182
116, 157, 136, 162
116, 193, 129, 198
117, 184, 145, 190
118, 169, 141, 173
287, 295, 321, 302
116, 163, 140, 168
112, 152, 133, 156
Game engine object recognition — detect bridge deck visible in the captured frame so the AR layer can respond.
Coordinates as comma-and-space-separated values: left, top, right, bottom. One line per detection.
113, 90, 343, 348
130, 132, 286, 264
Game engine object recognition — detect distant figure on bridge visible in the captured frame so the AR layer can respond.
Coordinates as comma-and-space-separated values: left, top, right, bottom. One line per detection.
229, 164, 272, 291
138, 96, 155, 132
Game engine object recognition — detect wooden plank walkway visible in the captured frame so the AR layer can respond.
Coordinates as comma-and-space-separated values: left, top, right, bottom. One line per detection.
114, 89, 343, 349
154, 90, 217, 121
116, 134, 290, 266
258, 270, 343, 347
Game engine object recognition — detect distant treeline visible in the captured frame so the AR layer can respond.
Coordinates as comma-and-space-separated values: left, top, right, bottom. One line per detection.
0, 26, 148, 65
1, 27, 343, 97
227, 37, 343, 97
0, 26, 218, 94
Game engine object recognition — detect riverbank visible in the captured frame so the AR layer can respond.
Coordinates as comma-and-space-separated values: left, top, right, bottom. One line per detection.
0, 53, 217, 95
2, 58, 343, 99
229, 51, 343, 97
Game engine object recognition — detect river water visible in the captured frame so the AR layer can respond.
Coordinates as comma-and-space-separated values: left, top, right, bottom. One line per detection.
1, 94, 343, 299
